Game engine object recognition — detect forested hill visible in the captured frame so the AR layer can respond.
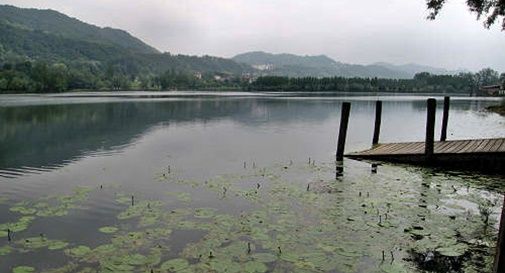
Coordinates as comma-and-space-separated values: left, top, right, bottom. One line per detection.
0, 5, 158, 54
232, 51, 462, 79
0, 5, 253, 92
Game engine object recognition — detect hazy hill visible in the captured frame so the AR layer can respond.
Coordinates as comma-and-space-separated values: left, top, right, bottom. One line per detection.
233, 51, 459, 79
0, 5, 250, 75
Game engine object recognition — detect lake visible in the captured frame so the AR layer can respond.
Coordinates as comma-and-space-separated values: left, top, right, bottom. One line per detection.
0, 92, 504, 273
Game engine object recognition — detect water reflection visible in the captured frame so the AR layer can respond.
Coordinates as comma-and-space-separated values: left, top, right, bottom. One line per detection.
0, 94, 503, 273
0, 96, 502, 178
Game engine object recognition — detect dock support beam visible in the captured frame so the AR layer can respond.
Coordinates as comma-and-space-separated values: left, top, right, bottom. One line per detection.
336, 102, 351, 162
372, 100, 382, 146
425, 98, 436, 157
494, 194, 505, 273
440, 96, 450, 141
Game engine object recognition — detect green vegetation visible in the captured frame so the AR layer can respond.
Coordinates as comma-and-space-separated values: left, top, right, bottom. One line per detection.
427, 0, 505, 30
1, 5, 503, 94
0, 161, 501, 272
1, 60, 502, 93
0, 5, 250, 93
247, 69, 501, 93
488, 99, 505, 115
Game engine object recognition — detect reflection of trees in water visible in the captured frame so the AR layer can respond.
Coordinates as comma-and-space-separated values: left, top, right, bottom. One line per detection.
0, 98, 342, 170
0, 99, 245, 170
0, 98, 490, 171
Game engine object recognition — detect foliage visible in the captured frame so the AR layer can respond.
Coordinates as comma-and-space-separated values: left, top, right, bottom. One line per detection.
427, 0, 505, 30
0, 5, 251, 93
247, 69, 501, 93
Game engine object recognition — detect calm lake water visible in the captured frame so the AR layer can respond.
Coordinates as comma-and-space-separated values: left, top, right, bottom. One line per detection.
0, 92, 504, 273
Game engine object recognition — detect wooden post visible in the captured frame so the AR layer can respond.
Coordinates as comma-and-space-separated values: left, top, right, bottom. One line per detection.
372, 100, 383, 145
336, 102, 351, 162
336, 162, 344, 178
440, 96, 450, 141
425, 98, 436, 157
494, 194, 505, 273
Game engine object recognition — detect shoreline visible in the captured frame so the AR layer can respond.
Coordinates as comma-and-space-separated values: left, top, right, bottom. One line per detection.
488, 104, 505, 115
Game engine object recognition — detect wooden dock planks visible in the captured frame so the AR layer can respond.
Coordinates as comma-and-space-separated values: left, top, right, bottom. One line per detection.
348, 138, 505, 158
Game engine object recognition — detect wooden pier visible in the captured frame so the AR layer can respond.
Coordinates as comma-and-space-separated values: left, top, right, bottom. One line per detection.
347, 138, 505, 171
335, 97, 505, 174
334, 97, 504, 273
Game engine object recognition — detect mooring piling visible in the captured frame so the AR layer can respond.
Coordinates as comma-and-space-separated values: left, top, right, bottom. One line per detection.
371, 163, 378, 174
372, 100, 382, 146
336, 102, 351, 162
425, 98, 436, 157
493, 194, 505, 273
336, 163, 344, 178
441, 96, 450, 141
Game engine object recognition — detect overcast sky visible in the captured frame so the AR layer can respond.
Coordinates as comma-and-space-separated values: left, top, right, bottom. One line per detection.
1, 0, 504, 71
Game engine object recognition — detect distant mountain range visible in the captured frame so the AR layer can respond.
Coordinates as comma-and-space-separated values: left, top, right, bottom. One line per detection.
0, 5, 466, 80
232, 51, 466, 79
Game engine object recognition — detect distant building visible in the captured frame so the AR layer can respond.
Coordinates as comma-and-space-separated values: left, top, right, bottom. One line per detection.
241, 73, 256, 84
252, 64, 274, 71
194, 72, 202, 80
478, 85, 505, 96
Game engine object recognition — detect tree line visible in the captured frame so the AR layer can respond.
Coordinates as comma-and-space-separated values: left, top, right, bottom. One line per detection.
0, 60, 245, 93
247, 68, 505, 93
0, 60, 503, 93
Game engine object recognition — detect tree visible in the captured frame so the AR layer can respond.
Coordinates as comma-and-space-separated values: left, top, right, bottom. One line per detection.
427, 0, 505, 30
500, 73, 505, 87
474, 68, 499, 87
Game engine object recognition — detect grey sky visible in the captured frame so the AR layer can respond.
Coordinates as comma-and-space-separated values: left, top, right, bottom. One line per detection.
1, 0, 504, 71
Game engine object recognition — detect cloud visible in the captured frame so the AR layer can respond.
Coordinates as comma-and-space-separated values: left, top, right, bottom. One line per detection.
1, 0, 504, 71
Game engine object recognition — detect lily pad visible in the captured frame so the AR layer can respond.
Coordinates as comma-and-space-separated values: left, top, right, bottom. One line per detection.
244, 261, 268, 273
194, 208, 216, 218
66, 245, 91, 257
381, 262, 410, 273
12, 266, 35, 273
0, 245, 12, 256
161, 258, 189, 271
436, 243, 468, 257
252, 253, 278, 263
48, 241, 69, 250
10, 206, 37, 215
99, 226, 119, 234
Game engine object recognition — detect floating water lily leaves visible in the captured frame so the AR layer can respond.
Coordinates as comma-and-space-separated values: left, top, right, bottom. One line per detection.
12, 266, 35, 273
251, 253, 278, 263
204, 258, 241, 273
194, 208, 216, 219
244, 261, 268, 273
0, 216, 35, 233
47, 241, 69, 250
18, 236, 68, 251
436, 243, 468, 257
380, 262, 410, 273
0, 245, 13, 256
126, 253, 147, 266
100, 257, 135, 272
4, 161, 502, 273
99, 226, 119, 234
160, 258, 189, 272
10, 206, 37, 215
66, 245, 91, 257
